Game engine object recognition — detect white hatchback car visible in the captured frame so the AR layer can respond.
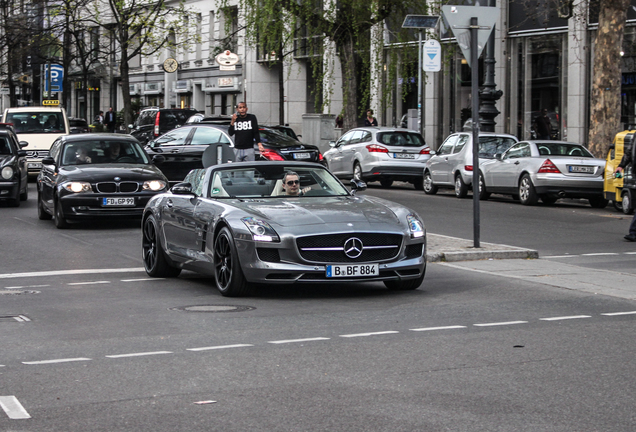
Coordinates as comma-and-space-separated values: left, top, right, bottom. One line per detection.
423, 132, 518, 198
324, 127, 431, 189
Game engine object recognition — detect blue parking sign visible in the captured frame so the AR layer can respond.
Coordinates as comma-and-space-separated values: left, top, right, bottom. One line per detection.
44, 64, 63, 92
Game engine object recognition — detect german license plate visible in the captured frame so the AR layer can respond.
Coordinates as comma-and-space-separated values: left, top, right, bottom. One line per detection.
568, 165, 594, 173
394, 153, 415, 159
28, 162, 42, 169
102, 197, 135, 206
326, 263, 379, 278
293, 152, 311, 159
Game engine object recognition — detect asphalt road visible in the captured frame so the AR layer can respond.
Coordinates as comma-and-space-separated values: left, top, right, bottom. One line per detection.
1, 182, 635, 431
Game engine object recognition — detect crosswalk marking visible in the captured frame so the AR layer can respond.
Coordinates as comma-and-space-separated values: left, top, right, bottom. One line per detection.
0, 396, 31, 419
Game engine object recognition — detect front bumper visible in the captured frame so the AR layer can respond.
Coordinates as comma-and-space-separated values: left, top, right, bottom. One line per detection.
59, 192, 160, 219
0, 181, 19, 200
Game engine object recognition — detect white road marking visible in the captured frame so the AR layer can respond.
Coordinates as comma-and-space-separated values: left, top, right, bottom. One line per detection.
22, 358, 92, 365
601, 311, 636, 316
625, 252, 636, 255
268, 337, 330, 344
4, 285, 50, 289
0, 396, 31, 419
580, 253, 619, 256
67, 281, 110, 286
410, 325, 467, 332
13, 316, 30, 322
106, 351, 172, 358
540, 315, 591, 321
542, 255, 576, 259
121, 278, 164, 282
0, 268, 145, 280
340, 331, 399, 338
187, 344, 253, 351
473, 321, 528, 327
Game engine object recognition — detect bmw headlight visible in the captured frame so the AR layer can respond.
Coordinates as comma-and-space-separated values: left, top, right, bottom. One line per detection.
407, 214, 425, 238
62, 181, 92, 193
143, 180, 167, 191
241, 217, 280, 242
1, 166, 14, 180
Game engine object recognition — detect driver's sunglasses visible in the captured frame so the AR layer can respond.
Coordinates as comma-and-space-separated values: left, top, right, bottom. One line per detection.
286, 180, 299, 186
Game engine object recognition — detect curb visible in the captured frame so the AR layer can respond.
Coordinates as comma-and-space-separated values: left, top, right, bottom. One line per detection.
426, 233, 539, 263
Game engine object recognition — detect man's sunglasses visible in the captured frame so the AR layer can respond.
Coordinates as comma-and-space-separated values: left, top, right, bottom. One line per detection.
286, 180, 299, 186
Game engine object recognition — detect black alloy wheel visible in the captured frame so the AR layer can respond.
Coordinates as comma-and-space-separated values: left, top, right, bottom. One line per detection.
54, 196, 69, 228
213, 227, 251, 297
142, 215, 181, 278
37, 191, 52, 220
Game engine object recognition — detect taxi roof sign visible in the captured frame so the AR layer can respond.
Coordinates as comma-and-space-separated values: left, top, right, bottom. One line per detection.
43, 100, 60, 106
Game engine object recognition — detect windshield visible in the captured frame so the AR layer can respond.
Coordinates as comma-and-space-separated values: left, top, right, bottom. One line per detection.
60, 140, 149, 166
478, 136, 518, 158
377, 132, 426, 147
259, 129, 301, 148
6, 112, 66, 134
209, 165, 350, 198
536, 142, 594, 157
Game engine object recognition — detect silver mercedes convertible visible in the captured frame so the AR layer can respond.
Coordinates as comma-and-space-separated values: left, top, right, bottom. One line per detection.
141, 161, 426, 296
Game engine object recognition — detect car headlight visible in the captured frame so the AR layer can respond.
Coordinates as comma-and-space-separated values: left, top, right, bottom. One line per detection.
407, 214, 425, 238
1, 166, 14, 180
143, 180, 167, 191
241, 217, 280, 242
62, 181, 92, 193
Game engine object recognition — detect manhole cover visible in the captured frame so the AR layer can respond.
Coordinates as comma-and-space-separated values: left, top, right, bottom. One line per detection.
169, 305, 256, 313
0, 290, 40, 295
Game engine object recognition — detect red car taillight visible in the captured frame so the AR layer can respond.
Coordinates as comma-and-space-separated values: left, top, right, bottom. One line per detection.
318, 153, 324, 161
538, 159, 561, 173
420, 147, 430, 155
154, 112, 160, 137
260, 149, 285, 161
464, 165, 473, 171
366, 144, 388, 153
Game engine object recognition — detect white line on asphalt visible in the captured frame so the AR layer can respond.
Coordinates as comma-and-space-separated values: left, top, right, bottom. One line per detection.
0, 268, 145, 280
473, 321, 528, 327
542, 255, 576, 259
0, 396, 31, 419
601, 311, 636, 316
105, 351, 172, 358
18, 315, 30, 322
409, 325, 467, 332
22, 358, 92, 365
67, 281, 111, 286
540, 315, 591, 321
121, 278, 164, 282
4, 285, 50, 289
268, 337, 330, 344
340, 331, 399, 338
625, 252, 636, 255
187, 344, 253, 351
580, 253, 619, 256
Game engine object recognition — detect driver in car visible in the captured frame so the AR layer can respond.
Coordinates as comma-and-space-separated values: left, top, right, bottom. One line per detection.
106, 142, 121, 161
283, 171, 311, 196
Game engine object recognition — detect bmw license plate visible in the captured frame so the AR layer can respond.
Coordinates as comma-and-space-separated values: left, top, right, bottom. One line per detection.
394, 153, 415, 159
102, 197, 135, 206
293, 152, 311, 159
568, 165, 594, 173
326, 263, 379, 278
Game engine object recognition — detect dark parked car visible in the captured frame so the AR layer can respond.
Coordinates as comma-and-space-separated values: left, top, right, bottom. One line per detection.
69, 117, 90, 134
144, 124, 324, 183
185, 113, 232, 125
37, 134, 168, 228
128, 108, 198, 144
141, 161, 426, 296
263, 125, 300, 140
0, 123, 28, 207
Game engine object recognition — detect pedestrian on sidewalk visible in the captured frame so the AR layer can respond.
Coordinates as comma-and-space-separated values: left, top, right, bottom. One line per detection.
615, 145, 636, 241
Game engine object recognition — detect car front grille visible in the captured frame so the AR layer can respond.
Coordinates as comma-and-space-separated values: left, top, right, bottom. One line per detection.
296, 233, 402, 263
95, 181, 140, 193
26, 150, 49, 159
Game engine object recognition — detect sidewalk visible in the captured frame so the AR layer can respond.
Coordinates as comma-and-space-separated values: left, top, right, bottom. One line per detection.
427, 233, 539, 262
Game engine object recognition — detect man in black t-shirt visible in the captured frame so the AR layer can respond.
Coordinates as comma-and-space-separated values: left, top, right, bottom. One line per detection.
228, 102, 263, 162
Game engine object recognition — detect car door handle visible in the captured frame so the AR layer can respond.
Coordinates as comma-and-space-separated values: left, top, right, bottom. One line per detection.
166, 199, 173, 208
514, 161, 520, 165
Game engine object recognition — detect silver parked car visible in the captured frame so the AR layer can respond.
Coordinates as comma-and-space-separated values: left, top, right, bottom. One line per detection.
479, 140, 607, 207
323, 127, 431, 189
423, 132, 518, 197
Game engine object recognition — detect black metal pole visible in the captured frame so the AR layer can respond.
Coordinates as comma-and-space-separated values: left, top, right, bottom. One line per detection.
471, 17, 480, 249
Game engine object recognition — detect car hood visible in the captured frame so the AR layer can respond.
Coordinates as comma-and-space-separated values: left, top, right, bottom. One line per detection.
59, 164, 166, 182
0, 155, 16, 166
229, 196, 402, 227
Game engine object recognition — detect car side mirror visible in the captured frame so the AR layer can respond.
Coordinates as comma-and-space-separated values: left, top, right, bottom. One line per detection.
152, 155, 165, 165
429, 150, 436, 156
19, 141, 28, 148
171, 182, 194, 195
349, 179, 367, 195
495, 153, 502, 160
297, 134, 302, 139
41, 156, 56, 166
329, 140, 336, 147
18, 150, 27, 157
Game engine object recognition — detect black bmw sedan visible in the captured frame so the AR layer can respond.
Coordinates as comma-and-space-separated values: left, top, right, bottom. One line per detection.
37, 134, 168, 228
0, 123, 28, 207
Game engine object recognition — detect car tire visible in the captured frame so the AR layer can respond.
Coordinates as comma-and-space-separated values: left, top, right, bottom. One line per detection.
142, 215, 182, 278
541, 195, 558, 205
384, 266, 426, 291
518, 174, 538, 205
613, 200, 623, 212
214, 226, 252, 297
54, 197, 69, 228
380, 178, 393, 188
588, 197, 609, 209
478, 173, 490, 200
621, 190, 634, 215
37, 191, 52, 220
454, 174, 468, 198
423, 171, 438, 195
19, 181, 28, 201
413, 177, 424, 191
353, 162, 363, 182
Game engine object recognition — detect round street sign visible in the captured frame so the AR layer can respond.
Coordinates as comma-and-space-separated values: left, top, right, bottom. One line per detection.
215, 50, 240, 66
423, 39, 442, 72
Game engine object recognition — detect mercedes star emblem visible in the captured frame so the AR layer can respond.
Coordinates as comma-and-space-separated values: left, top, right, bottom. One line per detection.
343, 237, 364, 259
